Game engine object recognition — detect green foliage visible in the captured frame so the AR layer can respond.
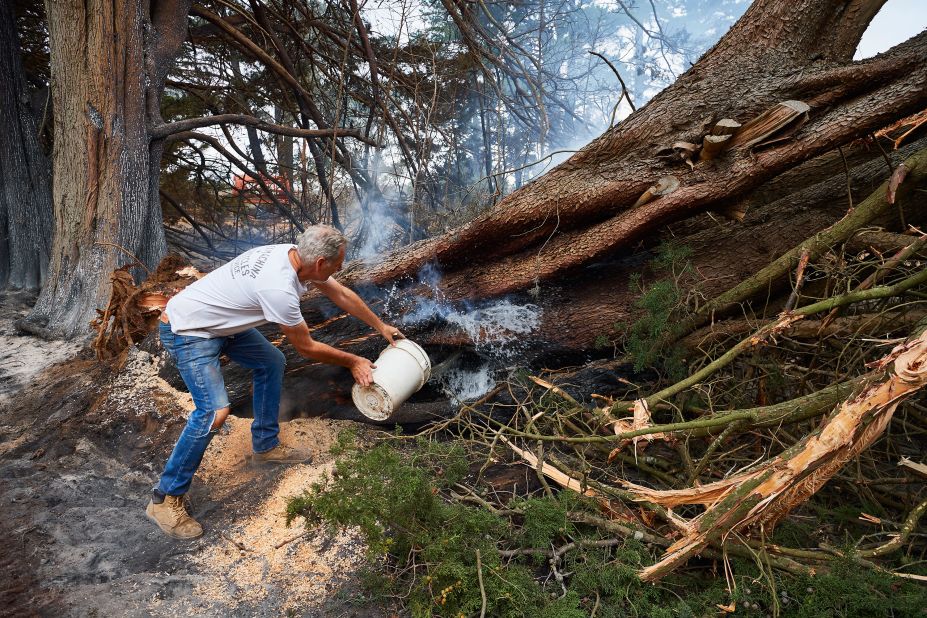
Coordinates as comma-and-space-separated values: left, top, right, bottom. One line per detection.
513, 495, 573, 550
651, 242, 692, 271
710, 558, 927, 618
615, 242, 694, 377
286, 435, 507, 616
286, 435, 927, 617
287, 436, 622, 616
626, 279, 683, 372
782, 559, 927, 617
328, 426, 358, 457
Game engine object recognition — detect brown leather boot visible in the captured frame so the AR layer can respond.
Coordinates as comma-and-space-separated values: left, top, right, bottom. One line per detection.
252, 443, 312, 465
145, 494, 204, 540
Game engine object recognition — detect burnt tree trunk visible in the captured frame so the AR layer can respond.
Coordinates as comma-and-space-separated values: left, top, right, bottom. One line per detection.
0, 0, 52, 290
17, 0, 191, 340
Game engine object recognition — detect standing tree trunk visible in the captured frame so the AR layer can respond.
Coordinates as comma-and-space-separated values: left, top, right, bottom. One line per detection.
18, 0, 191, 339
0, 0, 52, 290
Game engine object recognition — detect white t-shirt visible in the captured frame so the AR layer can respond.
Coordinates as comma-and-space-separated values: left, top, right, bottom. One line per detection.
166, 244, 319, 338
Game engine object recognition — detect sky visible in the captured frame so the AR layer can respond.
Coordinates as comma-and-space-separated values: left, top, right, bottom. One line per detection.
855, 0, 927, 58
361, 0, 927, 58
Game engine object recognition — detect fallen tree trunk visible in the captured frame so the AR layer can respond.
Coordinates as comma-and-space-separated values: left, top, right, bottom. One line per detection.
284, 9, 927, 370
290, 146, 927, 363
131, 149, 927, 424
111, 1, 927, 428
333, 1, 927, 303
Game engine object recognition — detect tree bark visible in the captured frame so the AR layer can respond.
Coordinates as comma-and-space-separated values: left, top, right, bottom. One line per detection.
18, 0, 191, 339
0, 0, 52, 290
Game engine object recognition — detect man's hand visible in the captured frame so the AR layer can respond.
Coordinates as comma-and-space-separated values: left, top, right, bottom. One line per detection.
378, 323, 405, 346
350, 356, 377, 386
280, 322, 378, 385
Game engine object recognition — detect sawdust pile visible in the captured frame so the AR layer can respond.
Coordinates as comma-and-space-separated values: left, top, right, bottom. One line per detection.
108, 347, 370, 612
111, 348, 192, 409
103, 348, 194, 452
190, 416, 367, 613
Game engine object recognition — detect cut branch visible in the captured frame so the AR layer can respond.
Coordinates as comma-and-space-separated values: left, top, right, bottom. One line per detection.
631, 327, 927, 582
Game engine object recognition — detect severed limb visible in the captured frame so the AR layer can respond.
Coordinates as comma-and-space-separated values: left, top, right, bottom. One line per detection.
627, 326, 927, 582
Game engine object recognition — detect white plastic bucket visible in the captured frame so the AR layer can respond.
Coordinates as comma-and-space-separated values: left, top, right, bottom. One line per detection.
352, 339, 432, 421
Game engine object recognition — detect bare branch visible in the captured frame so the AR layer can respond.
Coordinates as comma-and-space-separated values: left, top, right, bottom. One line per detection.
150, 113, 379, 145
587, 50, 636, 112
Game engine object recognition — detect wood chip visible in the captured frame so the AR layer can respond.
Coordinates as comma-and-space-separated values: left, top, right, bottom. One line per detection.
899, 457, 927, 478
728, 100, 810, 149
632, 176, 680, 207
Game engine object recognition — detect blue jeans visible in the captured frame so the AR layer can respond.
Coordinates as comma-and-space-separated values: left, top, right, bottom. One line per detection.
156, 322, 286, 496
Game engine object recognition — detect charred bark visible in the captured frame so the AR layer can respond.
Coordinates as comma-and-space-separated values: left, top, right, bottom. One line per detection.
0, 0, 52, 290
18, 0, 191, 339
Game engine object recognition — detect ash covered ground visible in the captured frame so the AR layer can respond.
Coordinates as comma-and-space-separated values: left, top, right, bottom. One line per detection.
0, 293, 393, 617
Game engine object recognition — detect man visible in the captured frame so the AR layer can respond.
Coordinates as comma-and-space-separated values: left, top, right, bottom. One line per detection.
146, 225, 403, 539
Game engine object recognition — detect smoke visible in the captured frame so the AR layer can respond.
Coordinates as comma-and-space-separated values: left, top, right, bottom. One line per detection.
353, 197, 403, 260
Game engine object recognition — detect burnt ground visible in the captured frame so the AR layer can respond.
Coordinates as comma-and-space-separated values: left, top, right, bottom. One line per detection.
0, 297, 399, 617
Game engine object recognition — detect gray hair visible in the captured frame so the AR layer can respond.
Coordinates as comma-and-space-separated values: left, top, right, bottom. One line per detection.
295, 225, 347, 262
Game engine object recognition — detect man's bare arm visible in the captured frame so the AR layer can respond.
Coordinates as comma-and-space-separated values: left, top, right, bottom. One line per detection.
312, 277, 404, 344
278, 321, 375, 386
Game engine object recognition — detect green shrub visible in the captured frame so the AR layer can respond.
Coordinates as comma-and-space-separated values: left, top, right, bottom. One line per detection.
286, 434, 927, 617
614, 242, 694, 377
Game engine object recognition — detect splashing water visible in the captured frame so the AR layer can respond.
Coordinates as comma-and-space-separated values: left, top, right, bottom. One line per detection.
444, 301, 541, 353
429, 302, 541, 402
439, 364, 496, 405
382, 263, 543, 402
395, 295, 541, 360
389, 264, 541, 350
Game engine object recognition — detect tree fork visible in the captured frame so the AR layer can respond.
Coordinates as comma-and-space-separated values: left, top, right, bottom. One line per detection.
18, 0, 191, 339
